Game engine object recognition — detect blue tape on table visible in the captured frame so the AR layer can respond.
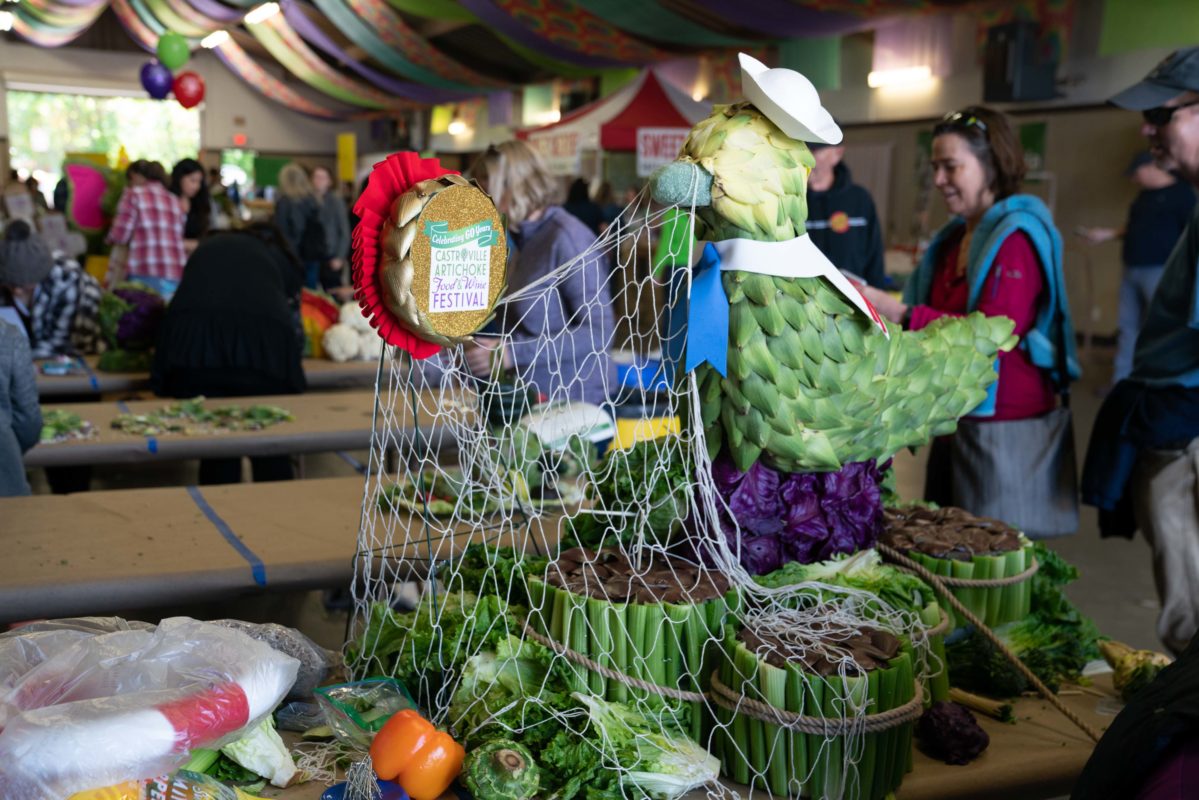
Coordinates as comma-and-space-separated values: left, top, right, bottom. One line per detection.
116, 399, 158, 453
186, 485, 268, 586
77, 358, 100, 392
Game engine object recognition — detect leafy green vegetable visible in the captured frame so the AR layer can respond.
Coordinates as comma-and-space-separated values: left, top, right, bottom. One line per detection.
462, 739, 541, 800
574, 692, 720, 799
756, 548, 935, 616
347, 593, 509, 696
220, 716, 297, 788
452, 545, 548, 608
450, 636, 618, 800
40, 409, 94, 443
566, 438, 692, 548
945, 544, 1102, 697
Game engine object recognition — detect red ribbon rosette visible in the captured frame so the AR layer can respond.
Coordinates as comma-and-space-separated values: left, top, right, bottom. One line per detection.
352, 152, 459, 359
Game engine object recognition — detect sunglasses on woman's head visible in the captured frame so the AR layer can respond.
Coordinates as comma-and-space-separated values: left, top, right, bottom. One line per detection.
940, 111, 988, 132
1143, 99, 1199, 127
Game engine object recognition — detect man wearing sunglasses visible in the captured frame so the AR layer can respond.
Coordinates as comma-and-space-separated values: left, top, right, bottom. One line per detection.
1083, 48, 1199, 661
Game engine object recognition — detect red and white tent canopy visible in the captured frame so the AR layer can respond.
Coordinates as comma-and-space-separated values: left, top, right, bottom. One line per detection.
516, 70, 710, 177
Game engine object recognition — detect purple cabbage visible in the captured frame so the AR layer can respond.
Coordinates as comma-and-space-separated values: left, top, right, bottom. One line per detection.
916, 702, 990, 765
714, 456, 887, 574
110, 287, 165, 350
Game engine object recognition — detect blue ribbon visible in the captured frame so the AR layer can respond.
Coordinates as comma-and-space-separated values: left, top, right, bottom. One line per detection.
664, 243, 729, 381
77, 358, 100, 392
187, 485, 268, 587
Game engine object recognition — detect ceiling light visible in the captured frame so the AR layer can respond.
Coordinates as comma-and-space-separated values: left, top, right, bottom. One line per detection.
867, 65, 932, 89
201, 30, 229, 49
0, 11, 13, 31
244, 3, 280, 25
447, 120, 467, 136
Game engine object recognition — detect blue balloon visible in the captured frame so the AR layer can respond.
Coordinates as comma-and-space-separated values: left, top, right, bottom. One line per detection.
140, 60, 173, 100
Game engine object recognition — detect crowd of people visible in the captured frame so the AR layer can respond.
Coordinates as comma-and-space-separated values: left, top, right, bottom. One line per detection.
2, 53, 1199, 668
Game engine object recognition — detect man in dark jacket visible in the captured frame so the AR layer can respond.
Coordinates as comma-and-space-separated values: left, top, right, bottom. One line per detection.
806, 142, 887, 288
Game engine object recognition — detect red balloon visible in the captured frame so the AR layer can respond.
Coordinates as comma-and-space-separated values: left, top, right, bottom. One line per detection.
173, 71, 205, 109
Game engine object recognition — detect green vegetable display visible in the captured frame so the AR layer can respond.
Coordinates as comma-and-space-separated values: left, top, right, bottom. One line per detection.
574, 692, 719, 799
462, 739, 541, 800
945, 544, 1102, 697
527, 550, 737, 741
651, 103, 1017, 473
756, 550, 950, 702
347, 593, 509, 705
111, 398, 294, 436
40, 409, 96, 443
566, 437, 692, 548
714, 624, 917, 800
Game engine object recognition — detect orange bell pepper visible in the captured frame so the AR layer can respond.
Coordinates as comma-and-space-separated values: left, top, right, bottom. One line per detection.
370, 709, 465, 800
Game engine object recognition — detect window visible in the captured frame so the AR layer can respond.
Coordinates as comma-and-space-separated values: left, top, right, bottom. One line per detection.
6, 89, 201, 201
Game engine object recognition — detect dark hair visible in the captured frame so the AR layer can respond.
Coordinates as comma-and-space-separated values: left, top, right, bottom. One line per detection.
126, 159, 169, 187
171, 158, 211, 238
932, 106, 1026, 200
566, 178, 591, 204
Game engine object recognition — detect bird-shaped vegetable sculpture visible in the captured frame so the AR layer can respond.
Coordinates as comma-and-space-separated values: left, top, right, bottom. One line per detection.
651, 57, 1018, 476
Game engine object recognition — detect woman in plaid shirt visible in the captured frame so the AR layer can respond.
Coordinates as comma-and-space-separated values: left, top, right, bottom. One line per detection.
107, 160, 187, 297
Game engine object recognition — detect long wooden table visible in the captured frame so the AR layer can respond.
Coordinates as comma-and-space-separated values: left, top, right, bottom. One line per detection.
0, 477, 364, 623
35, 356, 379, 397
25, 389, 434, 468
0, 475, 562, 624
261, 678, 1112, 800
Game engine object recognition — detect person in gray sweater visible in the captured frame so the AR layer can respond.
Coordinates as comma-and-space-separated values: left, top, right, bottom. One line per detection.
312, 165, 351, 291
465, 142, 614, 406
0, 321, 42, 497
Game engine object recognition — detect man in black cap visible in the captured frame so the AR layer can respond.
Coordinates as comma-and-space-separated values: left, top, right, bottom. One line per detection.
1079, 151, 1196, 383
1083, 47, 1199, 657
806, 140, 887, 288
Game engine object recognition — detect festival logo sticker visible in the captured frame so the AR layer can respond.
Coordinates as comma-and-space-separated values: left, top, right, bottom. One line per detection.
380, 177, 508, 347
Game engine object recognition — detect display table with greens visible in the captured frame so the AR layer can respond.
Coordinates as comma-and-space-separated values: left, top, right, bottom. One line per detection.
23, 389, 447, 469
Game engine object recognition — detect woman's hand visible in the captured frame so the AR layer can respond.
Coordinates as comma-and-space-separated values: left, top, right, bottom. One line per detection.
463, 336, 511, 378
859, 285, 908, 325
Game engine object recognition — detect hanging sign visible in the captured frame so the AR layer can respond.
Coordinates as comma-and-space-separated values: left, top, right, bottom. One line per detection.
528, 130, 581, 176
637, 127, 690, 177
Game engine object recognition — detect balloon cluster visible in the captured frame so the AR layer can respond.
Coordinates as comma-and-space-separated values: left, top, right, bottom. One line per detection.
139, 32, 206, 109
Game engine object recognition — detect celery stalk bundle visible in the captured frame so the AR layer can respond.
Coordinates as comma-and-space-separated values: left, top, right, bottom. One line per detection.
714, 628, 917, 800
907, 541, 1035, 630
528, 577, 739, 741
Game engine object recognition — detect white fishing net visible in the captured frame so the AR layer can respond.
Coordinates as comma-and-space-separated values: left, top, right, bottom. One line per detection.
347, 187, 940, 800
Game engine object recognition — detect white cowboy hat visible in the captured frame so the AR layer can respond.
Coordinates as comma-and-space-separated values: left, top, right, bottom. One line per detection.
739, 53, 843, 145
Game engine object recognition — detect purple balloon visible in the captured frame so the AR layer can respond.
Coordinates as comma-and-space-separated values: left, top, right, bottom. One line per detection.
140, 60, 173, 100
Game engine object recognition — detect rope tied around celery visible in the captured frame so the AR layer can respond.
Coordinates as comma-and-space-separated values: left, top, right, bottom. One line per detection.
522, 622, 709, 703
914, 553, 1040, 588
708, 670, 924, 734
877, 543, 1103, 743
524, 605, 947, 711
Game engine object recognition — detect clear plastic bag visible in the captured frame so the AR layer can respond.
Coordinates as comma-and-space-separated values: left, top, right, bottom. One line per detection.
0, 617, 299, 800
313, 679, 417, 748
209, 620, 332, 699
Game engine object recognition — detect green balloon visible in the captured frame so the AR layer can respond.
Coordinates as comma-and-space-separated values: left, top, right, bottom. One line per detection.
157, 32, 190, 71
